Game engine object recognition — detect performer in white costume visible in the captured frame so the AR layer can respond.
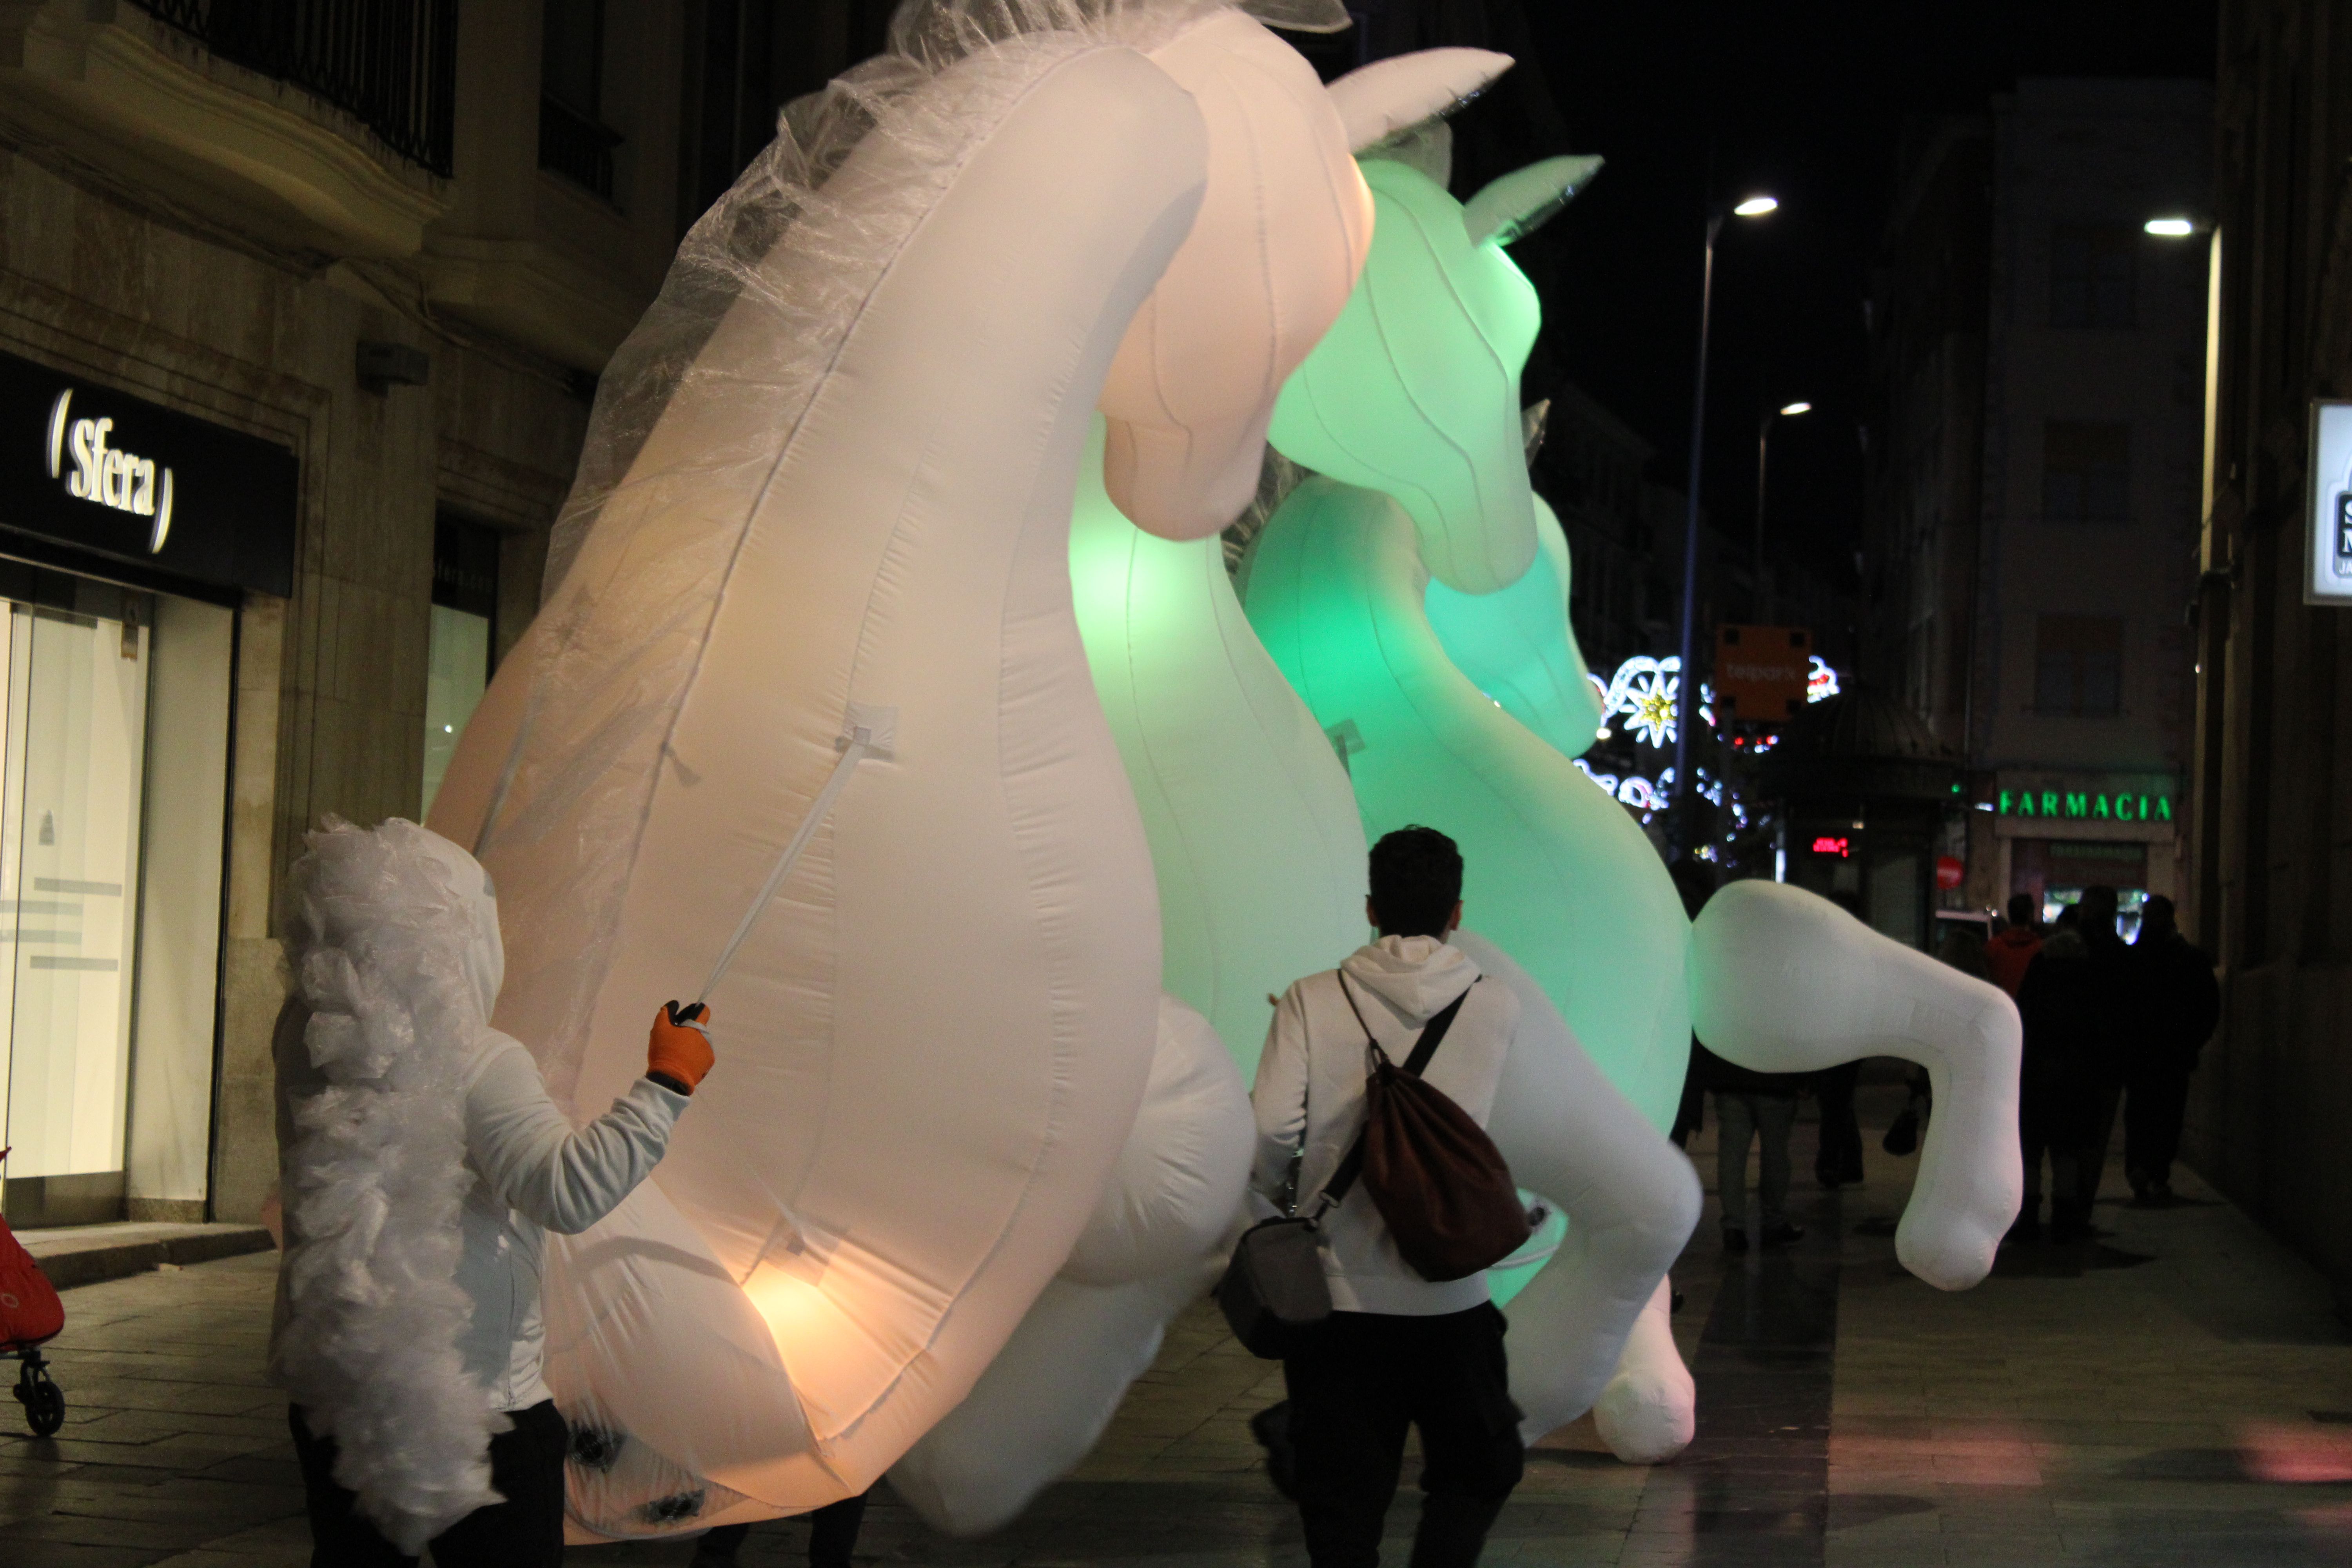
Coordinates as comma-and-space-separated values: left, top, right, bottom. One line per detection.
272, 818, 714, 1561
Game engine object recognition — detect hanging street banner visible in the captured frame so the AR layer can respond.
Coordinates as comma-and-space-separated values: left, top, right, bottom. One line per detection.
1712, 624, 1813, 722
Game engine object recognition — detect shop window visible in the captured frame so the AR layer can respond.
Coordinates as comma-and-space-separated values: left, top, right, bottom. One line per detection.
0, 578, 149, 1223
2016, 839, 2151, 939
540, 0, 621, 199
2041, 421, 2131, 522
2049, 224, 2136, 327
424, 516, 499, 815
2034, 615, 2123, 717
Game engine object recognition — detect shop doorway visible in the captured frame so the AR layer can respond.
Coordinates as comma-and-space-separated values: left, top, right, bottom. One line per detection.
0, 566, 234, 1228
0, 592, 149, 1223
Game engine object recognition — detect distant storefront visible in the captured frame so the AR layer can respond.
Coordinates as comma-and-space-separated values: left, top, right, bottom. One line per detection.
0, 350, 295, 1227
1987, 769, 2181, 936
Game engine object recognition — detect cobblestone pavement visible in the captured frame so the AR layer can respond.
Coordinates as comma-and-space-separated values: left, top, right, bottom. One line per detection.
5, 1094, 2350, 1566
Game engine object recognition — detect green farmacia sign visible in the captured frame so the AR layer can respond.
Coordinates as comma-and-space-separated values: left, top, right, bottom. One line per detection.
1997, 788, 2172, 822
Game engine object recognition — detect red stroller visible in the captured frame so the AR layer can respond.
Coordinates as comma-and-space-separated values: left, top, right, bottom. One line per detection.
0, 1150, 65, 1436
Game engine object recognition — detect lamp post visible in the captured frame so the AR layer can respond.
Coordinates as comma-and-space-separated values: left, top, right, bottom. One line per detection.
1754, 400, 1811, 622
1670, 192, 1777, 860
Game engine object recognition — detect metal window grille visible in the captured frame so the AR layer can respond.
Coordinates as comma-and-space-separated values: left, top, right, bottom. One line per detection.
129, 0, 459, 178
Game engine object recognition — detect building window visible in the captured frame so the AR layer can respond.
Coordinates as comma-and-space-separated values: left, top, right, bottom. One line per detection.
2041, 421, 2131, 522
2034, 615, 2123, 717
423, 516, 499, 814
2049, 224, 2136, 327
540, 0, 621, 199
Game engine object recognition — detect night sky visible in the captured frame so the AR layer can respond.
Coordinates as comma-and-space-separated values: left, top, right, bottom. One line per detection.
1452, 0, 2220, 591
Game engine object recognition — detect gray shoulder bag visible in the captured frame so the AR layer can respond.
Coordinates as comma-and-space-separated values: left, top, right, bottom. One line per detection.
1214, 984, 1472, 1359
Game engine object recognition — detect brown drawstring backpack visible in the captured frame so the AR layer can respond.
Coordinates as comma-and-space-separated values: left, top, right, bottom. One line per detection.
1337, 976, 1532, 1283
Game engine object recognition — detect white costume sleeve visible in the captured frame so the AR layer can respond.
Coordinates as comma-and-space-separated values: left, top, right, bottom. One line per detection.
1249, 985, 1312, 1206
465, 1039, 686, 1237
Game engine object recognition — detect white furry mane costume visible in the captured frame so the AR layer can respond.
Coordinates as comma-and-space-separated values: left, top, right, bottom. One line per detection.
274, 817, 511, 1552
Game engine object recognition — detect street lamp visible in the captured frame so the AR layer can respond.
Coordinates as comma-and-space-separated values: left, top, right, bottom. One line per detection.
1671, 192, 1778, 859
2144, 216, 2196, 237
1754, 400, 1813, 622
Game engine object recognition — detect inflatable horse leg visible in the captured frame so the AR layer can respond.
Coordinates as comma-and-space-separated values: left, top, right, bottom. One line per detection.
888, 1268, 1208, 1535
1591, 1275, 1693, 1463
1688, 881, 2024, 1290
1454, 935, 1700, 1443
889, 998, 1252, 1535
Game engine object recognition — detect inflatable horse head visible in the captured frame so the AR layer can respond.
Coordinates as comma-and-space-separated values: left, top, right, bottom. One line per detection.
1102, 24, 1517, 538
1267, 137, 1599, 593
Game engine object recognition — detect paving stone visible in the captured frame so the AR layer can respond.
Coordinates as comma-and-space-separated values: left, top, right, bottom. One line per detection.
11, 1099, 2352, 1565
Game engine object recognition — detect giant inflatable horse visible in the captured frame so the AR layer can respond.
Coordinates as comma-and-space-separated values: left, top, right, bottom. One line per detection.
426, 0, 1506, 1539
1247, 135, 2024, 1459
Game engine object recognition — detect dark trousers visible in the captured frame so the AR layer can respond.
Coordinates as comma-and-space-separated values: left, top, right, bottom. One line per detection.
2124, 1065, 2191, 1191
290, 1400, 566, 1568
1715, 1092, 1798, 1231
1813, 1062, 1865, 1187
2019, 1081, 2059, 1210
1282, 1305, 1524, 1568
695, 1490, 870, 1566
2072, 1081, 2123, 1214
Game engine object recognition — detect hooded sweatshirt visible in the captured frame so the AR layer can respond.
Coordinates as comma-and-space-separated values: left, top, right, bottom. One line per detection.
1249, 934, 1521, 1316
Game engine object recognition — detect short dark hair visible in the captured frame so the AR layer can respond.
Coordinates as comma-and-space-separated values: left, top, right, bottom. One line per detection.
1368, 826, 1463, 938
2005, 892, 2038, 927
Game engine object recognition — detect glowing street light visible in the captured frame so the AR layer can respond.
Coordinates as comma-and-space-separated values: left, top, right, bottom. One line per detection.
2144, 216, 2195, 238
1733, 195, 1780, 217
1756, 399, 1815, 622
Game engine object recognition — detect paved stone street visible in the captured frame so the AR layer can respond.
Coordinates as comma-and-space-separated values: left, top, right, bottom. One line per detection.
6, 1092, 2350, 1566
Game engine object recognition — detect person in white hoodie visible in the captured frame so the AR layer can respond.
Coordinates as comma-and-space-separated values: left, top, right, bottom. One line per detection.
269, 818, 715, 1566
1250, 825, 1525, 1568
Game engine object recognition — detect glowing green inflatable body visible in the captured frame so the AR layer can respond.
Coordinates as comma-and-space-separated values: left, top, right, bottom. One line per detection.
1245, 477, 1693, 1129
1424, 499, 1606, 772
1070, 421, 1366, 1078
1259, 149, 1691, 1126
1250, 142, 2021, 1465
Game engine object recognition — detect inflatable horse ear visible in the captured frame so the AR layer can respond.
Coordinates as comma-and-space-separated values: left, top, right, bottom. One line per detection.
1464, 153, 1604, 245
1097, 36, 1514, 540
1268, 145, 1601, 593
1328, 47, 1515, 151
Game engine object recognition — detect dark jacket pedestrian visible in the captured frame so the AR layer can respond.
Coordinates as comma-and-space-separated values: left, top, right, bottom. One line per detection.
2122, 896, 2220, 1202
2013, 916, 2104, 1241
2068, 887, 2135, 1220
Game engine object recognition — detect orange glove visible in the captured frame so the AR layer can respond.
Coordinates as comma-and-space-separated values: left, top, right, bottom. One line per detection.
647, 1002, 715, 1095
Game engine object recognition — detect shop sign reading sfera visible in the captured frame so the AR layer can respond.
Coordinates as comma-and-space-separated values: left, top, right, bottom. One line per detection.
45, 391, 174, 553
0, 349, 294, 597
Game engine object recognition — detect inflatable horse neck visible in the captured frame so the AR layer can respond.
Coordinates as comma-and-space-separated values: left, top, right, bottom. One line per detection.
456, 41, 1211, 1107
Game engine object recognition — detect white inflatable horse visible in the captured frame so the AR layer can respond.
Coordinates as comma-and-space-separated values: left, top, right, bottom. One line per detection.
427, 0, 1500, 1539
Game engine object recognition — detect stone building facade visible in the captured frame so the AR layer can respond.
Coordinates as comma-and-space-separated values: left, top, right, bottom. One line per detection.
0, 0, 838, 1227
2185, 0, 2352, 1309
1866, 79, 2212, 926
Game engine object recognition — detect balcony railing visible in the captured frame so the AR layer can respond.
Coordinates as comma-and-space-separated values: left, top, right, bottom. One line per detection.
130, 0, 458, 177
538, 95, 621, 201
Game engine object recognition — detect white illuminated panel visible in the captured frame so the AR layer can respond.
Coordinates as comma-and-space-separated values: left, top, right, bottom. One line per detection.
2307, 400, 2352, 605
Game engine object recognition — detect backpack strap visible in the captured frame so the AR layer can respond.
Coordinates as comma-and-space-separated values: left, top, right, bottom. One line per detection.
1312, 976, 1478, 1216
